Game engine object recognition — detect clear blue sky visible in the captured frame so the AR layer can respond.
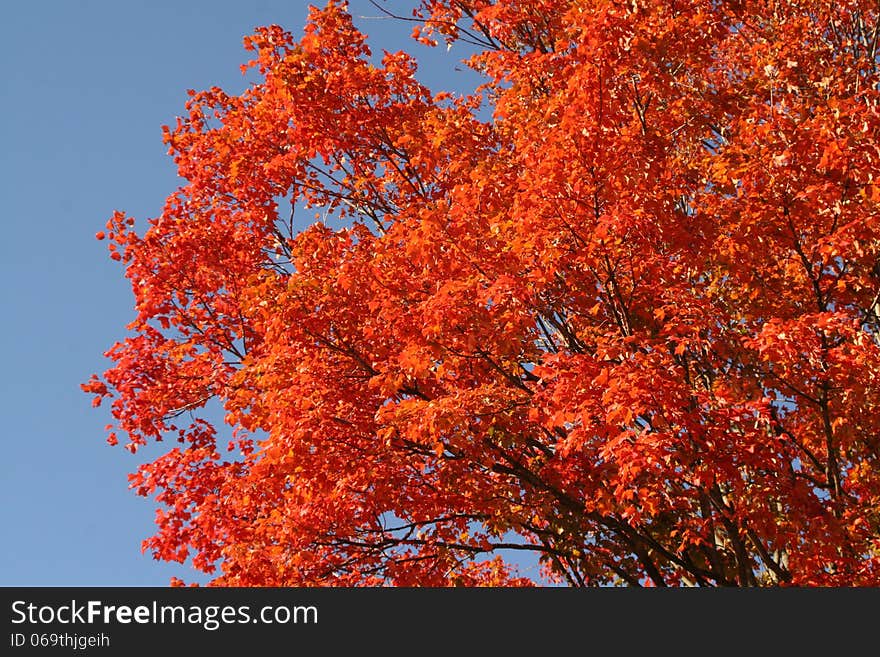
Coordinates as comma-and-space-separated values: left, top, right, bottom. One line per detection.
0, 0, 491, 586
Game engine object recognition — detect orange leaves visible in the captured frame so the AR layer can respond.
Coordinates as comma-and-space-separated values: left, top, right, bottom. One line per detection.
817, 138, 845, 172
81, 375, 109, 405
84, 0, 880, 587
868, 183, 880, 204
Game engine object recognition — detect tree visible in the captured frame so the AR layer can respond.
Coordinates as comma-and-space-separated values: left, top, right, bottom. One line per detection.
84, 0, 880, 586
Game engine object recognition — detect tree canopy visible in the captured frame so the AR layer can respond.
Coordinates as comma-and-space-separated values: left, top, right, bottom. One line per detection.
85, 0, 880, 586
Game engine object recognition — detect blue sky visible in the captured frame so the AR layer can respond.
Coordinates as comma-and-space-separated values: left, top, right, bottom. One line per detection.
0, 0, 491, 586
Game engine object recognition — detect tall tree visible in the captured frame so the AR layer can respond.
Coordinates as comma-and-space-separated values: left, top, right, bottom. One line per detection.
85, 0, 880, 586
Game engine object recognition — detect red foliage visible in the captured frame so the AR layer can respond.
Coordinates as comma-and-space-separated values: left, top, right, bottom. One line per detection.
86, 0, 880, 586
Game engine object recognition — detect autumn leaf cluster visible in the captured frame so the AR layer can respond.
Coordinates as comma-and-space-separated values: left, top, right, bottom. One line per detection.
85, 0, 880, 586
